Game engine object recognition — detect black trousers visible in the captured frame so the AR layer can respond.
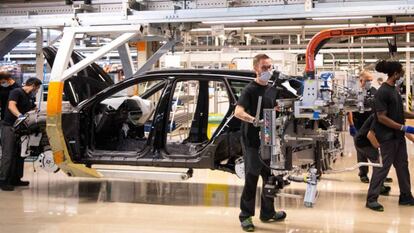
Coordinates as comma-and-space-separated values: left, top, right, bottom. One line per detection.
0, 125, 24, 184
367, 138, 412, 202
239, 146, 275, 222
353, 137, 370, 177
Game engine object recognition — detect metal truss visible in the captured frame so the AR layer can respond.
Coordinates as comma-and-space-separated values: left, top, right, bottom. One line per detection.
45, 24, 174, 177
1, 0, 414, 29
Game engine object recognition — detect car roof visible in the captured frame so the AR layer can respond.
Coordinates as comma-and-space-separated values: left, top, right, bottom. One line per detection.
143, 69, 256, 78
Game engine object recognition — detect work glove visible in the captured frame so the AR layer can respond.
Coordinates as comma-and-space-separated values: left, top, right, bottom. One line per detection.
401, 125, 414, 134
349, 125, 357, 136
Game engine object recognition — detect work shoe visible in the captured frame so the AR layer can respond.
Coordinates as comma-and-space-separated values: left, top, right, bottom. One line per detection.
384, 177, 393, 183
399, 195, 414, 206
0, 184, 15, 191
241, 217, 255, 232
380, 185, 391, 196
360, 176, 370, 183
12, 180, 30, 187
366, 201, 384, 212
260, 211, 287, 223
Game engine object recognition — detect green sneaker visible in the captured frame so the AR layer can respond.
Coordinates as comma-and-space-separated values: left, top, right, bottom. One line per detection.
260, 211, 287, 223
366, 201, 384, 212
241, 217, 255, 232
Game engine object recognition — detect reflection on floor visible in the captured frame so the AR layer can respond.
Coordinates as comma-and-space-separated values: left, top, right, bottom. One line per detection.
0, 135, 414, 233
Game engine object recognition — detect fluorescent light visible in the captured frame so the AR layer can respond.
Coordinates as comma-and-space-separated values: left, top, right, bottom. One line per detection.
202, 20, 257, 24
190, 22, 414, 32
191, 25, 301, 32
311, 16, 373, 20
363, 36, 394, 40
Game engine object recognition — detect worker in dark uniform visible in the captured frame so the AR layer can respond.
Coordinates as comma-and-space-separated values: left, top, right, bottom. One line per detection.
347, 70, 386, 183
366, 60, 414, 211
235, 54, 286, 232
0, 72, 20, 120
0, 78, 42, 191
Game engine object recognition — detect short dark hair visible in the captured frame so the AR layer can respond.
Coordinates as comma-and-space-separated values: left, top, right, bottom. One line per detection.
375, 60, 403, 77
25, 78, 42, 87
0, 71, 12, 81
253, 54, 270, 67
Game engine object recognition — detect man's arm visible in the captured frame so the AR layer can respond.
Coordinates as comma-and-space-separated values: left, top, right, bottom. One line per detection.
404, 111, 414, 119
235, 105, 255, 123
347, 112, 354, 125
405, 133, 414, 143
8, 100, 22, 117
347, 112, 357, 136
377, 111, 403, 130
367, 130, 380, 149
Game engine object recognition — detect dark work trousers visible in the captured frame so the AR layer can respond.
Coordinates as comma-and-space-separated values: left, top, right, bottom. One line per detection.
354, 138, 370, 177
367, 138, 412, 202
0, 125, 24, 184
239, 146, 275, 222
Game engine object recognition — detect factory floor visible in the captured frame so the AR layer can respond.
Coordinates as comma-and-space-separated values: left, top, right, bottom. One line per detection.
0, 134, 414, 233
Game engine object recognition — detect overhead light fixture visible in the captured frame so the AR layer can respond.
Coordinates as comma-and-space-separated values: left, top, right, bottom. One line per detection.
202, 20, 258, 24
364, 36, 394, 40
190, 22, 414, 32
311, 16, 373, 20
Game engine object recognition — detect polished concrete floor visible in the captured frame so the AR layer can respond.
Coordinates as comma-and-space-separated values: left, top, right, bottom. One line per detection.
1, 135, 414, 233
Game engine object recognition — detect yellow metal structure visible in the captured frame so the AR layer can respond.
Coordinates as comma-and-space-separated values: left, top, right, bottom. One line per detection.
45, 25, 140, 178
47, 81, 102, 177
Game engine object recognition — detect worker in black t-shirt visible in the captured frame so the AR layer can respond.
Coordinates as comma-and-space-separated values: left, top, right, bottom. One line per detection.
0, 78, 42, 191
354, 114, 392, 196
347, 70, 382, 183
234, 54, 286, 232
366, 60, 414, 211
0, 72, 21, 120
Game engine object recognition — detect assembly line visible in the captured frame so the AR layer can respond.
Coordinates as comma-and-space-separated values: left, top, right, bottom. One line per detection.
1, 1, 414, 232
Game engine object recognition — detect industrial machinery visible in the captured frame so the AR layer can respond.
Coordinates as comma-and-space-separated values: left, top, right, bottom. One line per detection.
254, 70, 374, 207
250, 24, 414, 207
12, 23, 414, 207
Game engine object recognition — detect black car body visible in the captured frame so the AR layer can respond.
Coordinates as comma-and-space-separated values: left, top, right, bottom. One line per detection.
20, 47, 337, 177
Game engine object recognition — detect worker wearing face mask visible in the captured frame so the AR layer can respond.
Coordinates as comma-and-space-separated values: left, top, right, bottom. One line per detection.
366, 60, 414, 211
347, 70, 393, 184
0, 72, 20, 121
234, 54, 286, 232
0, 78, 42, 191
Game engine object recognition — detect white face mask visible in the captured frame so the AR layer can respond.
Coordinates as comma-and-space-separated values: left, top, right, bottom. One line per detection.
364, 80, 372, 90
1, 82, 9, 88
259, 71, 272, 83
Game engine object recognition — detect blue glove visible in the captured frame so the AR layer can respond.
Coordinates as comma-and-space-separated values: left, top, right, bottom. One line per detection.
349, 125, 357, 136
401, 125, 414, 134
